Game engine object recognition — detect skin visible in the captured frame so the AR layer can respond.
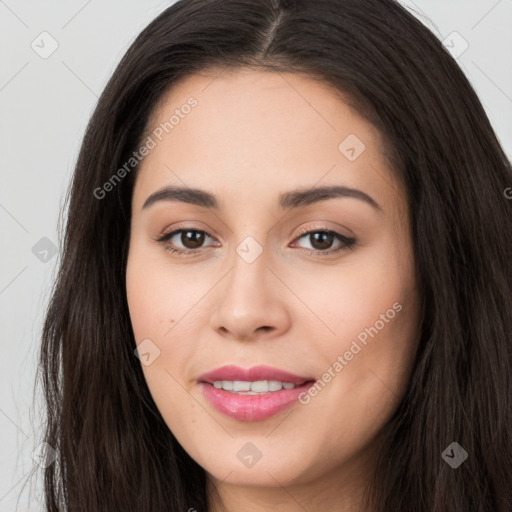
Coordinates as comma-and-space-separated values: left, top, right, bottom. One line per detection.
126, 68, 421, 512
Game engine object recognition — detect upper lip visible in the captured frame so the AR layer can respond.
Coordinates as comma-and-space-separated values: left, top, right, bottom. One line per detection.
198, 365, 315, 385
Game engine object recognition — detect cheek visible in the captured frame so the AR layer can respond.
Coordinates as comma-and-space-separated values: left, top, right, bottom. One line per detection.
298, 242, 416, 351
126, 244, 189, 341
301, 239, 420, 411
126, 244, 204, 384
126, 276, 167, 343
126, 250, 201, 438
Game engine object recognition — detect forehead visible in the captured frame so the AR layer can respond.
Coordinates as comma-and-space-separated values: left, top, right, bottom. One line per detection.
146, 68, 380, 150
133, 68, 403, 215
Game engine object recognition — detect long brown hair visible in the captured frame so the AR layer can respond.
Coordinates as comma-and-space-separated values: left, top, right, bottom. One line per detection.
35, 0, 512, 510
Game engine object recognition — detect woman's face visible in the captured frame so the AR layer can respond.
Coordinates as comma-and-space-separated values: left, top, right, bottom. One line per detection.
126, 68, 420, 505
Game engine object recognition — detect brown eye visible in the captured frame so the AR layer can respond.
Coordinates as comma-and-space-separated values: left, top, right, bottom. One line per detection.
293, 229, 356, 255
308, 231, 335, 250
157, 228, 217, 255
179, 230, 206, 249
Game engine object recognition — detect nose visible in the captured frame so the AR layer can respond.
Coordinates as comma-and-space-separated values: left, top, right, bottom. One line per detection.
209, 244, 291, 342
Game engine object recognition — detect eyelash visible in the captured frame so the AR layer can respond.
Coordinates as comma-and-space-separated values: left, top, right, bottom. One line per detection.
156, 226, 357, 257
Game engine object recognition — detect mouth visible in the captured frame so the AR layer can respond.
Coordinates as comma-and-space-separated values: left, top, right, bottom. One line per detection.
198, 365, 316, 421
208, 379, 310, 394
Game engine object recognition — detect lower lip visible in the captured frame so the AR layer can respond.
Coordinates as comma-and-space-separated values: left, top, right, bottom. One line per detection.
200, 381, 315, 421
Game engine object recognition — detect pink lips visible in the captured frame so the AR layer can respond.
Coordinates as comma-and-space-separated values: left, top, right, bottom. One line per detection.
198, 365, 316, 421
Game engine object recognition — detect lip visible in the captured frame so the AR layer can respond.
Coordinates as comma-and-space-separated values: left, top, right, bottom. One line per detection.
198, 364, 314, 385
198, 365, 316, 421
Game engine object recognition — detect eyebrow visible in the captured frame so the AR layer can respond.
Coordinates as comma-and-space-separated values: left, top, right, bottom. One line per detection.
142, 185, 382, 213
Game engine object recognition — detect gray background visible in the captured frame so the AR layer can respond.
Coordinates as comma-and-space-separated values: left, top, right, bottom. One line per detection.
1, 0, 511, 508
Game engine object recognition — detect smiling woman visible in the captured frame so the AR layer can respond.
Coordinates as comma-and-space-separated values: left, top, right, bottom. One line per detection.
37, 1, 512, 511
126, 72, 421, 499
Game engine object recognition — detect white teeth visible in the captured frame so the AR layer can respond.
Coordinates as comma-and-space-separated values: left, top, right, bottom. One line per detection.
222, 380, 234, 391
211, 380, 298, 393
233, 380, 251, 392
268, 380, 283, 391
248, 380, 267, 392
